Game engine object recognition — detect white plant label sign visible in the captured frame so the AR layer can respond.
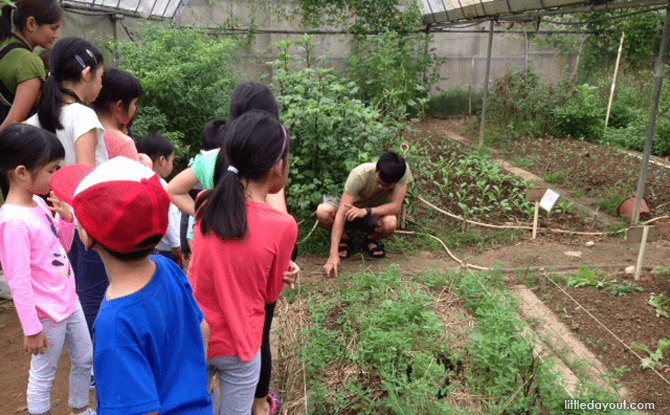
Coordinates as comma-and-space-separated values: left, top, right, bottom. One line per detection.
540, 189, 560, 212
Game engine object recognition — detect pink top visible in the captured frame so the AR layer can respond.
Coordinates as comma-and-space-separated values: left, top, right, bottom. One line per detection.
0, 196, 76, 336
189, 201, 298, 361
103, 130, 153, 168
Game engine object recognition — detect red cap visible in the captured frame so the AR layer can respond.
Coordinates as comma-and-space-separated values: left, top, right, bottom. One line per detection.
51, 157, 170, 253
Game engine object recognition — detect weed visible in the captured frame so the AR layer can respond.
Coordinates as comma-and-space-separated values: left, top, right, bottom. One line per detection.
567, 267, 614, 289
609, 280, 644, 296
648, 293, 669, 318
631, 339, 670, 369
655, 266, 670, 277
543, 172, 567, 184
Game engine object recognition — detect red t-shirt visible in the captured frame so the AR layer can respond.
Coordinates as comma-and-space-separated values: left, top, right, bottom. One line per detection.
189, 201, 298, 361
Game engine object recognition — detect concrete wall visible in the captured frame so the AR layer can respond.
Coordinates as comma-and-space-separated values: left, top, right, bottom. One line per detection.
58, 1, 574, 93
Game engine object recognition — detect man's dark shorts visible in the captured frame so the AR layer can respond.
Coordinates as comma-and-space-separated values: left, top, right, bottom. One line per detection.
324, 196, 379, 234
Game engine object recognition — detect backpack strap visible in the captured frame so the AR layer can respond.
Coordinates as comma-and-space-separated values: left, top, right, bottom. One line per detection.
0, 40, 32, 107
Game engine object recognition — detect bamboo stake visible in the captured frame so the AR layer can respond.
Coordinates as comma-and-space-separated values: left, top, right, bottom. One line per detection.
532, 201, 540, 240
605, 31, 625, 128
635, 225, 649, 281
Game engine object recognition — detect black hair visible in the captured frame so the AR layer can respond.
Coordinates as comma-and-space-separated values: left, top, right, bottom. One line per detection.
228, 83, 279, 123
202, 118, 226, 151
94, 234, 162, 262
376, 151, 407, 184
37, 38, 104, 133
1, 0, 62, 42
213, 83, 280, 184
93, 68, 143, 113
196, 110, 288, 239
0, 124, 64, 176
137, 132, 175, 162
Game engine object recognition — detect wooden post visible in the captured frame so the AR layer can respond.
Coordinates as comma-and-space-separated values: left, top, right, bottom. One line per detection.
526, 188, 547, 240
532, 201, 540, 240
605, 32, 625, 128
635, 225, 650, 281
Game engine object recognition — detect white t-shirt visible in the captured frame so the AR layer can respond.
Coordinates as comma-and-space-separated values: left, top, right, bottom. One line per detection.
27, 103, 107, 167
155, 178, 181, 251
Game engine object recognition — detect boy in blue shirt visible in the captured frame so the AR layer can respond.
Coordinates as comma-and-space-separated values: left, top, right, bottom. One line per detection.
51, 157, 212, 414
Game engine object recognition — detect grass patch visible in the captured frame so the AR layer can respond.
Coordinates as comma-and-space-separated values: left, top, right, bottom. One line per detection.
543, 172, 567, 184
279, 268, 627, 414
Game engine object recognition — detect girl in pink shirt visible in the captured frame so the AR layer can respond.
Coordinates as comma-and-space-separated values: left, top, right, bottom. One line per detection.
0, 124, 94, 415
189, 110, 298, 415
92, 67, 152, 168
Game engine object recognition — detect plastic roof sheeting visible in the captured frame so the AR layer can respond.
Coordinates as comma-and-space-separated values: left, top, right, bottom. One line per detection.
62, 0, 184, 19
420, 0, 589, 23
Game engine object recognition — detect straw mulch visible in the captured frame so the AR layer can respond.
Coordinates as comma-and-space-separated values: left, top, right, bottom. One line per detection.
271, 282, 483, 414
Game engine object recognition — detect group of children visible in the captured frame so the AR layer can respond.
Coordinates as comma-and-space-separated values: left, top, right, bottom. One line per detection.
0, 26, 298, 415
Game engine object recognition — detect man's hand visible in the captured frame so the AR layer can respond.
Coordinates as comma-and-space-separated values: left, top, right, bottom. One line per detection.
343, 203, 366, 222
324, 254, 340, 278
284, 261, 301, 289
24, 332, 48, 355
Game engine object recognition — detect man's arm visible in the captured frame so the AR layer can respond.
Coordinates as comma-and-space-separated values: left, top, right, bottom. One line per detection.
368, 184, 408, 218
324, 191, 355, 278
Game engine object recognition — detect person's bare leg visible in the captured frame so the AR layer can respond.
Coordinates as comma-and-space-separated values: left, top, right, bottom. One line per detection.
369, 215, 397, 240
252, 397, 269, 415
315, 203, 336, 230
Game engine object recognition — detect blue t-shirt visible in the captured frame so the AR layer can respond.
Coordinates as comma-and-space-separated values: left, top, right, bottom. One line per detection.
93, 255, 212, 414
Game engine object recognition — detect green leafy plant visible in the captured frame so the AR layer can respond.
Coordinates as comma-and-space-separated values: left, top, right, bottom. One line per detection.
107, 22, 239, 164
553, 84, 605, 141
567, 267, 614, 289
347, 30, 443, 117
426, 88, 482, 118
268, 36, 399, 216
655, 266, 670, 277
293, 0, 423, 33
486, 67, 573, 139
609, 280, 644, 296
648, 294, 669, 318
631, 339, 670, 369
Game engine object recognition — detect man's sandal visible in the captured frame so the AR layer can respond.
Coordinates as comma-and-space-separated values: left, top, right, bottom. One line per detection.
338, 237, 354, 260
362, 236, 386, 259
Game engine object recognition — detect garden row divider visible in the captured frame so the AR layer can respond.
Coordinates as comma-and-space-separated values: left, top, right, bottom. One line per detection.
543, 271, 670, 388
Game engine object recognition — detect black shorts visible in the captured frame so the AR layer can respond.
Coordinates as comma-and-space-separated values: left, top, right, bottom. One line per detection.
324, 196, 379, 234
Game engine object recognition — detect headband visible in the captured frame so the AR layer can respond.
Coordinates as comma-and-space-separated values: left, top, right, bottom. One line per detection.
272, 126, 288, 168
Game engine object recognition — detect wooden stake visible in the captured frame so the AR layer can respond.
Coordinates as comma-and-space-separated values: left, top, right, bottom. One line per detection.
605, 31, 625, 128
532, 201, 539, 240
635, 225, 649, 281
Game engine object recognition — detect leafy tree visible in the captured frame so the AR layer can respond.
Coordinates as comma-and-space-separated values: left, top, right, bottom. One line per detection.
269, 36, 400, 216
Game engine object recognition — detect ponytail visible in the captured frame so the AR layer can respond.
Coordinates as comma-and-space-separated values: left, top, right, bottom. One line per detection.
195, 110, 288, 239
37, 38, 103, 133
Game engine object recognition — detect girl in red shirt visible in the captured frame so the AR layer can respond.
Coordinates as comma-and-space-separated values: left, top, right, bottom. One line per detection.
189, 110, 298, 415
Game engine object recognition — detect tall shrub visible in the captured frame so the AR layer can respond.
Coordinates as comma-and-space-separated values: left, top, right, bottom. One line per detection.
106, 22, 239, 163
269, 37, 399, 216
346, 30, 442, 116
